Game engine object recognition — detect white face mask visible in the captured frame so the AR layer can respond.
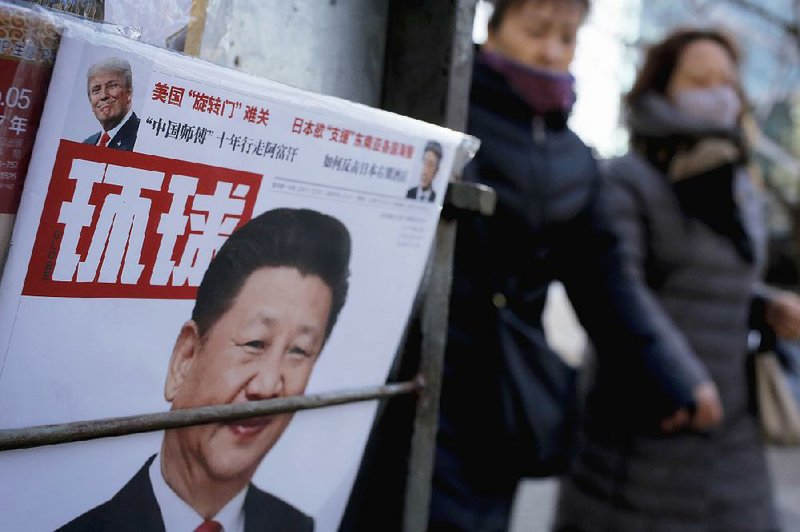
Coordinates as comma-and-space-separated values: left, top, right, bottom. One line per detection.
672, 85, 742, 129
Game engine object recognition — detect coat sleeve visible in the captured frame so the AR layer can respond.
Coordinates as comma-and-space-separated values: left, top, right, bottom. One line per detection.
558, 169, 710, 417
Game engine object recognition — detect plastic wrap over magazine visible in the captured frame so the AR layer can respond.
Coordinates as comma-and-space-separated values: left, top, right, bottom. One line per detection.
0, 19, 478, 532
0, 2, 62, 276
104, 0, 192, 48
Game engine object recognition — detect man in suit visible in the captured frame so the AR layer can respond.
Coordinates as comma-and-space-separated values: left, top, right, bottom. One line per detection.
60, 208, 352, 532
406, 140, 443, 202
83, 57, 140, 151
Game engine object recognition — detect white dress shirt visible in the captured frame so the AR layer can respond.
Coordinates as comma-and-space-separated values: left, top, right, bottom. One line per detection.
415, 187, 433, 201
149, 453, 247, 532
98, 108, 133, 146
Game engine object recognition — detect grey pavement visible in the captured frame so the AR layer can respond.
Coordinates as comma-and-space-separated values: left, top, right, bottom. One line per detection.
770, 447, 800, 532
508, 447, 800, 532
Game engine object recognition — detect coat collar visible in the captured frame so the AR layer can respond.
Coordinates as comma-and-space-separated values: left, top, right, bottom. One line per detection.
470, 53, 570, 131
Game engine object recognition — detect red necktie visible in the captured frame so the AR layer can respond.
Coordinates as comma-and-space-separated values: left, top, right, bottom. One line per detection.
194, 520, 222, 532
98, 131, 111, 147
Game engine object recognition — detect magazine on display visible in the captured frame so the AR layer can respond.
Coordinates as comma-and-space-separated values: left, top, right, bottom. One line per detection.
0, 18, 477, 532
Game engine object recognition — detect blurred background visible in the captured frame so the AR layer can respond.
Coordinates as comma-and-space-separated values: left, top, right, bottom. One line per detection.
477, 0, 800, 288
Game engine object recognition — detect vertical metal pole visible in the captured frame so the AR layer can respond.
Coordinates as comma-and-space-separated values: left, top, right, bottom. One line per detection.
184, 0, 208, 57
443, 0, 479, 133
402, 219, 457, 532
402, 2, 477, 530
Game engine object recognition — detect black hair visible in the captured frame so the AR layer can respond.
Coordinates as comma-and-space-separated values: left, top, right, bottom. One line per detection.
488, 0, 590, 32
424, 140, 443, 161
192, 208, 351, 342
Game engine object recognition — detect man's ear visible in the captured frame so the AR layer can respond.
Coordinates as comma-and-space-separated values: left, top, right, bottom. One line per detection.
165, 320, 201, 402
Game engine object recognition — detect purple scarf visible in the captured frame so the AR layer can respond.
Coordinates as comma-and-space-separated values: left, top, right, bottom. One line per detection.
480, 49, 576, 115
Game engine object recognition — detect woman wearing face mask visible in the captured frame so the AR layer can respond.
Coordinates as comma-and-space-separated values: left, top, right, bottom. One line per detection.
555, 29, 800, 531
429, 0, 597, 529
429, 4, 741, 531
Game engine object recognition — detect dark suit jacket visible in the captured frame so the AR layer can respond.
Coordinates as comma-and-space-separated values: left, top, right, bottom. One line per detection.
83, 112, 140, 152
58, 455, 314, 532
406, 186, 436, 202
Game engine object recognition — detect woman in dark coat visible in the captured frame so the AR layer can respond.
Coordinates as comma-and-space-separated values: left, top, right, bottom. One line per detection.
556, 29, 800, 531
429, 3, 738, 531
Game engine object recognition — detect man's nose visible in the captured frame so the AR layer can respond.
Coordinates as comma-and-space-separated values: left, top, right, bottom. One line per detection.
245, 352, 284, 400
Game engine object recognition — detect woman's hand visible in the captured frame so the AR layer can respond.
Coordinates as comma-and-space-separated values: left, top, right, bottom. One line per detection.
766, 291, 800, 340
661, 381, 723, 433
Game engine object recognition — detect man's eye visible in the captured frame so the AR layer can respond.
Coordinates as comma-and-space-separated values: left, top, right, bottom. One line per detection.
243, 340, 266, 349
289, 346, 312, 358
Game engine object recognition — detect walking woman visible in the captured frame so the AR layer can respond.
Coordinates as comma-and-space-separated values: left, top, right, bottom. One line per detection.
557, 28, 800, 531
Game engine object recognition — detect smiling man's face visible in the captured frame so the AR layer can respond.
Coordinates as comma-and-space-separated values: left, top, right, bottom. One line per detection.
87, 69, 132, 131
420, 149, 440, 190
164, 266, 332, 486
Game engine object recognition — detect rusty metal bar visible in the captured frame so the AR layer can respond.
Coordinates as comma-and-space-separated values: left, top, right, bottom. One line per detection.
0, 183, 493, 456
0, 380, 420, 452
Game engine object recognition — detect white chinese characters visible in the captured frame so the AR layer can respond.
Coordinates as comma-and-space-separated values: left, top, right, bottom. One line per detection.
53, 159, 250, 287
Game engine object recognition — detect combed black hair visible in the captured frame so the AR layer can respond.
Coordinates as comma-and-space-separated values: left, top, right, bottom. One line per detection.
488, 0, 590, 32
424, 140, 443, 161
192, 208, 352, 342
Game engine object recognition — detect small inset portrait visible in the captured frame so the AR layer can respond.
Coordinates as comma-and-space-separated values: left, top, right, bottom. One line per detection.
83, 57, 140, 151
406, 140, 443, 203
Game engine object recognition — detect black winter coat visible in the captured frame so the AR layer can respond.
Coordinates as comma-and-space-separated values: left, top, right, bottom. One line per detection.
555, 152, 777, 532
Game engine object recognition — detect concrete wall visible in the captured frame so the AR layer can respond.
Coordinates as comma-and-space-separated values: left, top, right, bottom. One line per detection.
199, 0, 389, 107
